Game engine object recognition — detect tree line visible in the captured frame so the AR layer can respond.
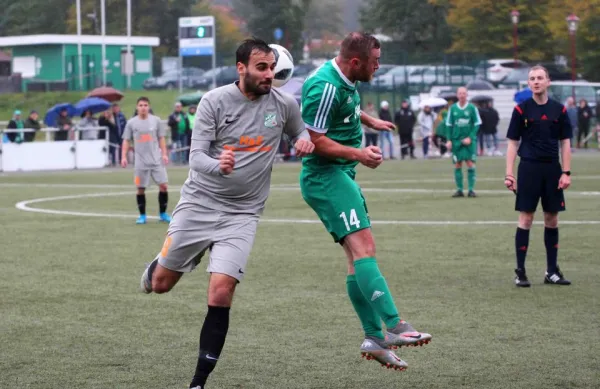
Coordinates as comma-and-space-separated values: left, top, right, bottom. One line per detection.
0, 0, 597, 79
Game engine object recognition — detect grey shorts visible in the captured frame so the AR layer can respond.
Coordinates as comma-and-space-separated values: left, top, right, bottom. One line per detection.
156, 199, 259, 282
134, 166, 168, 188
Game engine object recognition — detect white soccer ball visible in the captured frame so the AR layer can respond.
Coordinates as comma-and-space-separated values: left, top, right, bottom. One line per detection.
269, 44, 294, 88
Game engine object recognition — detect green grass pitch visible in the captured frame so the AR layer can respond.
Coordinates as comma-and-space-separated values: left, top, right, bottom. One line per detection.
1, 154, 599, 388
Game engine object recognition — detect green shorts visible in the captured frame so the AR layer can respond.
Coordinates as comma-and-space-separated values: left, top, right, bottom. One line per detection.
300, 167, 370, 243
451, 141, 477, 163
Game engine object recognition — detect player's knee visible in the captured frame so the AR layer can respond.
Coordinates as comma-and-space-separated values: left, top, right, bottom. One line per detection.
544, 213, 558, 228
208, 284, 235, 307
137, 188, 145, 195
208, 275, 237, 306
159, 184, 168, 192
518, 212, 534, 229
152, 276, 174, 294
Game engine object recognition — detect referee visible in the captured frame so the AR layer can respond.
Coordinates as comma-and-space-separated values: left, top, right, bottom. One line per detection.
504, 65, 572, 287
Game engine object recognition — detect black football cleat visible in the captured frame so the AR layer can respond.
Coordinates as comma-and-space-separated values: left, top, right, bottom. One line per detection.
514, 268, 531, 287
468, 190, 477, 198
544, 268, 571, 285
452, 190, 464, 198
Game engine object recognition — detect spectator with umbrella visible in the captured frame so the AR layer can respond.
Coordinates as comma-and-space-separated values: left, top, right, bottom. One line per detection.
74, 97, 111, 140
44, 103, 76, 141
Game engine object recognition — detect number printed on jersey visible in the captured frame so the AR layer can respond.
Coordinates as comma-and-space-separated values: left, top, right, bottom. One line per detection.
340, 209, 360, 231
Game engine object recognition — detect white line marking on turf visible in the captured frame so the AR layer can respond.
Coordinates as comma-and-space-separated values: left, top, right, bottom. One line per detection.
4, 182, 600, 196
14, 192, 600, 225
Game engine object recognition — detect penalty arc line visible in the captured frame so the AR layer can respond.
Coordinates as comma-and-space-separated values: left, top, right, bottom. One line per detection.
14, 191, 600, 226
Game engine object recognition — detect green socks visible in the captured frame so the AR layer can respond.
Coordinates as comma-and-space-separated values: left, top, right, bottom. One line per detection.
468, 167, 476, 191
354, 257, 400, 329
346, 275, 384, 339
454, 167, 463, 191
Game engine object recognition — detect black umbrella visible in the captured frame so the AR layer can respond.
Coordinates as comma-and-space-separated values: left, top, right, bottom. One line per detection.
438, 91, 458, 101
466, 79, 496, 90
470, 94, 494, 103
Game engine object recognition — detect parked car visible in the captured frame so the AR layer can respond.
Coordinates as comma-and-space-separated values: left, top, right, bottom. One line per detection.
143, 67, 205, 90
476, 59, 529, 83
370, 65, 422, 90
497, 64, 578, 88
409, 65, 477, 86
192, 66, 239, 89
548, 81, 598, 108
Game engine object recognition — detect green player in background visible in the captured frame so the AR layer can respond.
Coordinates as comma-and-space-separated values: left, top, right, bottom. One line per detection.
445, 87, 482, 197
299, 32, 432, 372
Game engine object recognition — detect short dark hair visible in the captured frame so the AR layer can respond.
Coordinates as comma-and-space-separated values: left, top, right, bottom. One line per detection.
236, 38, 273, 65
340, 32, 380, 61
137, 96, 150, 104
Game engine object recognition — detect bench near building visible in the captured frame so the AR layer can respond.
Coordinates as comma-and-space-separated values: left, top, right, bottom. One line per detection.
0, 34, 160, 91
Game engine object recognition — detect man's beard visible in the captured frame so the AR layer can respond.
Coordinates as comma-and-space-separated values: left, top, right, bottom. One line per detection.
353, 66, 372, 82
244, 72, 272, 95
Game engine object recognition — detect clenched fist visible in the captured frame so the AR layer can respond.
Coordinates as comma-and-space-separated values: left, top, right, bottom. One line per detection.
219, 149, 235, 175
294, 139, 315, 157
359, 145, 383, 169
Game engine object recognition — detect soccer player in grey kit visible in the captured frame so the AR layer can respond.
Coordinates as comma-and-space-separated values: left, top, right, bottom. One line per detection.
139, 39, 314, 389
121, 96, 171, 224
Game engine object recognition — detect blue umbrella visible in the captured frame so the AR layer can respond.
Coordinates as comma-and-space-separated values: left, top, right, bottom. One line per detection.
74, 97, 111, 116
44, 102, 77, 126
514, 88, 532, 104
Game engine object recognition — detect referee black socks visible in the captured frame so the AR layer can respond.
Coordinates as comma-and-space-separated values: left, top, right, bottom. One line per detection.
190, 306, 231, 388
544, 227, 559, 273
136, 194, 146, 215
159, 191, 168, 214
515, 227, 530, 270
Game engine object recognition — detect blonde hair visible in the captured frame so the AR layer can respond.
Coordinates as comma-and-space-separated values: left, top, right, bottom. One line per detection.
528, 65, 550, 79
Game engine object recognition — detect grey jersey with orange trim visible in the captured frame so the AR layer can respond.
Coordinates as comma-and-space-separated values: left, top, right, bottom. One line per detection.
181, 82, 304, 214
122, 114, 166, 168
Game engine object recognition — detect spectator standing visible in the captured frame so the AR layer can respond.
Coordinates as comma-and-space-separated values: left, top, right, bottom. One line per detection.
378, 100, 395, 159
23, 110, 41, 142
168, 102, 191, 164
577, 99, 592, 149
394, 100, 416, 159
362, 102, 379, 147
417, 105, 435, 158
7, 110, 24, 143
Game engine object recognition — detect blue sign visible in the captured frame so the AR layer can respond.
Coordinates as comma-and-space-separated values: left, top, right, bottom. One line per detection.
180, 47, 214, 57
274, 28, 283, 41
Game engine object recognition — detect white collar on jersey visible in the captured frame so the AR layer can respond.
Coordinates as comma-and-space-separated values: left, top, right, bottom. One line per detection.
331, 58, 355, 87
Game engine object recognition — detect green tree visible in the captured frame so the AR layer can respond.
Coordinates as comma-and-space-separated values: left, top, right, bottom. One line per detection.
0, 0, 71, 36
191, 1, 246, 65
439, 0, 554, 62
304, 0, 345, 41
360, 0, 452, 61
233, 0, 311, 60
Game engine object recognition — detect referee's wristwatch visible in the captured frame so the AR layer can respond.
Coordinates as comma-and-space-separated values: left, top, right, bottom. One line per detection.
562, 170, 571, 176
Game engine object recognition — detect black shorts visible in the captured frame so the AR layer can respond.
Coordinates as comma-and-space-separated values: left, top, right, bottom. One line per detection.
515, 159, 565, 213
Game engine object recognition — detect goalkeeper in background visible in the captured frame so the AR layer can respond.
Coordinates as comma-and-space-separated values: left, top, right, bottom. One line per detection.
445, 87, 481, 197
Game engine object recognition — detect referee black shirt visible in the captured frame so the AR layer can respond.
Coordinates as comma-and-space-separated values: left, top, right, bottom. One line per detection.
506, 98, 573, 162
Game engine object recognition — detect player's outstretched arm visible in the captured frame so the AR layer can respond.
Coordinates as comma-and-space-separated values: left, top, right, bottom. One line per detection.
360, 111, 395, 132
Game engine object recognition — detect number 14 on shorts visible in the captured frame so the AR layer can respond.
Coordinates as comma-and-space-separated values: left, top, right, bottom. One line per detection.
340, 209, 361, 231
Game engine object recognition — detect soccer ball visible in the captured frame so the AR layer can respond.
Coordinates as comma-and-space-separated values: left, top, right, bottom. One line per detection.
269, 44, 294, 88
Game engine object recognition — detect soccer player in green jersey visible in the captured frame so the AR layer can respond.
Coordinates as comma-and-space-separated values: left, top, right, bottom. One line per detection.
445, 87, 482, 197
300, 32, 432, 371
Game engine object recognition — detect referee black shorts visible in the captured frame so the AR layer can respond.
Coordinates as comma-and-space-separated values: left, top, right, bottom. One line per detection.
515, 159, 566, 213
